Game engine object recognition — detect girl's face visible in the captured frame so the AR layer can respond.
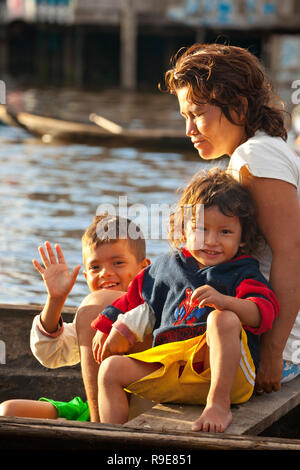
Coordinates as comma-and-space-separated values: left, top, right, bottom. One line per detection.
177, 87, 246, 159
185, 206, 243, 268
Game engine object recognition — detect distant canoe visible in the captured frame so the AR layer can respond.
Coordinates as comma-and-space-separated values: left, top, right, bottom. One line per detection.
0, 105, 190, 149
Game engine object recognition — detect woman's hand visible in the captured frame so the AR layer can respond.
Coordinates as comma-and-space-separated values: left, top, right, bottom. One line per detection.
255, 331, 283, 393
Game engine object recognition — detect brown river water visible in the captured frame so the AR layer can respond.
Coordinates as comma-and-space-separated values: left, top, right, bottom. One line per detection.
0, 86, 229, 306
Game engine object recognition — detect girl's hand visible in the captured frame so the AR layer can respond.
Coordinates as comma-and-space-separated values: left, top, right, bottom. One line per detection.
101, 327, 131, 362
191, 284, 229, 311
33, 241, 81, 299
92, 330, 108, 364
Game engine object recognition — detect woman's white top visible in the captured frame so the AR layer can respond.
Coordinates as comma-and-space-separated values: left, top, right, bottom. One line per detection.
228, 131, 300, 363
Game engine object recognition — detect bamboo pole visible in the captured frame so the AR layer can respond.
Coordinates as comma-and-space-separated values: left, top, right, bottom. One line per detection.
120, 0, 137, 91
0, 25, 7, 77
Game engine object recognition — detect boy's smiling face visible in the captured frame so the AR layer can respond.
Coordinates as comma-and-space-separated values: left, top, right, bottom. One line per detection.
185, 206, 243, 268
83, 240, 149, 293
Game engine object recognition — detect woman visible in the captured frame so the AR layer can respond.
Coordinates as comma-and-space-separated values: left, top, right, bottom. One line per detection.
163, 43, 300, 394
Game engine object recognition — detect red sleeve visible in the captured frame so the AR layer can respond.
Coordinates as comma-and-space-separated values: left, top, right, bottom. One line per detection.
91, 268, 146, 333
109, 268, 146, 313
235, 279, 280, 335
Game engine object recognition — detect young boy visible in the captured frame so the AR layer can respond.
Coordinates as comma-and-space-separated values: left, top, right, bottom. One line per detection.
92, 169, 280, 433
0, 214, 150, 422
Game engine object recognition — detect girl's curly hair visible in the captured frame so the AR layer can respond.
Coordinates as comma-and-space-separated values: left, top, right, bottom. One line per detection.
169, 168, 263, 255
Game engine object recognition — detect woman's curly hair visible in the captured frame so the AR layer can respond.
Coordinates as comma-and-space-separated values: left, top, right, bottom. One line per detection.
163, 43, 287, 141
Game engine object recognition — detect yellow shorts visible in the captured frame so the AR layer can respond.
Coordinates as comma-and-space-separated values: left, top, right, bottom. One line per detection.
125, 329, 255, 405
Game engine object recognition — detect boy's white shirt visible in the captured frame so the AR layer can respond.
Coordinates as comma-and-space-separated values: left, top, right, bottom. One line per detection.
30, 315, 80, 368
30, 304, 152, 369
115, 302, 155, 342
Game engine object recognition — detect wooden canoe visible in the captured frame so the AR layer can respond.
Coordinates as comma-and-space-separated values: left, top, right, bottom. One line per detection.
1, 303, 300, 451
0, 105, 189, 149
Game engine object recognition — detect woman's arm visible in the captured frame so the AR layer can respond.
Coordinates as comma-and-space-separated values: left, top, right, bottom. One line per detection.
241, 166, 300, 392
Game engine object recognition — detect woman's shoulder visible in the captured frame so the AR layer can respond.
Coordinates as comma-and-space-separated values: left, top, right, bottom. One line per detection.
236, 131, 293, 158
229, 131, 300, 184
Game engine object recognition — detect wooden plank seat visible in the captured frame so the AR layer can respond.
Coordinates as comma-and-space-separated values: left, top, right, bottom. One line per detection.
126, 375, 300, 436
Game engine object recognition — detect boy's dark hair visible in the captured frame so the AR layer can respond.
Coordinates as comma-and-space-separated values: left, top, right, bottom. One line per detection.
169, 168, 263, 255
82, 214, 146, 262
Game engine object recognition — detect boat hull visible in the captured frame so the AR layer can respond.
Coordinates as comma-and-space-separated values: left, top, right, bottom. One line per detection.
0, 303, 84, 403
0, 106, 190, 149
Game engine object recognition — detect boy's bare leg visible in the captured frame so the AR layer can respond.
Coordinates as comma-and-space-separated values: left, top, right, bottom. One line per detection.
192, 309, 241, 433
75, 290, 123, 422
98, 356, 160, 424
0, 399, 58, 419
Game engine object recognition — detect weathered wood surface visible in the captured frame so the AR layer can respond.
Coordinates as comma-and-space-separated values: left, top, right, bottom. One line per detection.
0, 303, 85, 402
126, 377, 300, 436
0, 105, 188, 149
0, 302, 76, 315
0, 415, 300, 451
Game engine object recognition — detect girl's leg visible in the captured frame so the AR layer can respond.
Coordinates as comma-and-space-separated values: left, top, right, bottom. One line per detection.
193, 309, 241, 433
98, 355, 160, 424
0, 399, 58, 419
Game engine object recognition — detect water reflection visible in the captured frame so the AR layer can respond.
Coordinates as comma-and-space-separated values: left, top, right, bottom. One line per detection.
0, 91, 228, 307
6, 87, 186, 131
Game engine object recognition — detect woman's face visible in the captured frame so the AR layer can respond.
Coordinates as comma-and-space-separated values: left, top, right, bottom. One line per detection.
177, 87, 246, 159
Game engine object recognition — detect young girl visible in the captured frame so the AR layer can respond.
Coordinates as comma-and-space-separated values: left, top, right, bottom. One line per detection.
92, 169, 280, 433
162, 43, 300, 393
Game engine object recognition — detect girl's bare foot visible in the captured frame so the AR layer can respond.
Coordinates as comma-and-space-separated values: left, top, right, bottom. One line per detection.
192, 403, 232, 433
